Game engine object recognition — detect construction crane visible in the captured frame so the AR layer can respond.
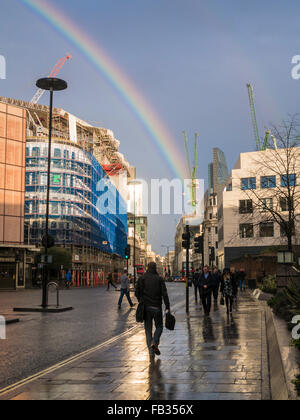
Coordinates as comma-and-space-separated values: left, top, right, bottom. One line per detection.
246, 83, 277, 151
183, 131, 199, 211
31, 53, 72, 104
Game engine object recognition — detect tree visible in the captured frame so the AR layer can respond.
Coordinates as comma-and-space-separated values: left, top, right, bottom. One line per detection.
241, 116, 300, 251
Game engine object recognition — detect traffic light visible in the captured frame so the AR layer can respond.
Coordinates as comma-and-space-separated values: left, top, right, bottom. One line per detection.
194, 236, 203, 254
125, 244, 131, 259
182, 232, 191, 249
42, 234, 55, 249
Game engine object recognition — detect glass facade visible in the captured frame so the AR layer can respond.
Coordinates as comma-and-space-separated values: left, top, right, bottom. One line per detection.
25, 141, 127, 258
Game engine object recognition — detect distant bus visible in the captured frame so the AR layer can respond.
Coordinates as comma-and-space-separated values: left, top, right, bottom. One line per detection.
136, 264, 145, 276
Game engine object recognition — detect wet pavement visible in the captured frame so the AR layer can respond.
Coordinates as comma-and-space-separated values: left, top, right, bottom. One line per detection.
0, 290, 270, 400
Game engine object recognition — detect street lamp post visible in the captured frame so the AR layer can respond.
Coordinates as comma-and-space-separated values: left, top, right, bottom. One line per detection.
36, 77, 67, 308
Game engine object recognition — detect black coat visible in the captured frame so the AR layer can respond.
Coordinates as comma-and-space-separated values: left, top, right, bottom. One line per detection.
199, 272, 214, 296
135, 268, 170, 310
211, 272, 221, 288
220, 275, 238, 297
193, 272, 201, 287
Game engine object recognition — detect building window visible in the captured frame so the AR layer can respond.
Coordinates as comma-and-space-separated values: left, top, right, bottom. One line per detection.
241, 177, 256, 190
261, 198, 273, 212
261, 176, 276, 189
281, 174, 296, 187
42, 147, 48, 157
280, 197, 293, 212
209, 213, 213, 219
215, 227, 218, 234
40, 173, 47, 186
31, 172, 38, 185
216, 241, 218, 249
51, 203, 59, 215
239, 200, 253, 214
260, 222, 274, 237
240, 224, 254, 238
53, 148, 61, 158
32, 147, 40, 157
280, 221, 295, 237
227, 183, 232, 191
208, 227, 211, 233
51, 173, 62, 186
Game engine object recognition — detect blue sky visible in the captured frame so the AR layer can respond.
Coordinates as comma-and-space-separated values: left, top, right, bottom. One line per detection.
1, 0, 300, 254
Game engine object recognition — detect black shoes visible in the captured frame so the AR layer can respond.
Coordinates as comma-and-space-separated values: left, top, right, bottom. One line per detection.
151, 344, 161, 356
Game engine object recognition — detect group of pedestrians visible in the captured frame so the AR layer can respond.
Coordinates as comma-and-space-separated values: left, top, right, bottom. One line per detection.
107, 263, 246, 359
193, 265, 246, 316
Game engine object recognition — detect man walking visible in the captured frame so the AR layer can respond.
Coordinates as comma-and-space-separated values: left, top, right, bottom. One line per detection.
135, 262, 171, 357
238, 269, 246, 292
199, 265, 214, 316
107, 270, 117, 291
193, 268, 201, 305
212, 267, 221, 303
118, 269, 134, 309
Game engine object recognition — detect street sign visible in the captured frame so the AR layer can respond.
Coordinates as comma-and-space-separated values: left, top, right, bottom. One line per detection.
41, 255, 53, 264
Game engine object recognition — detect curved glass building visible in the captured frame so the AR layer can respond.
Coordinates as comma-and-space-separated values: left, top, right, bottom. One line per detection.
25, 139, 127, 262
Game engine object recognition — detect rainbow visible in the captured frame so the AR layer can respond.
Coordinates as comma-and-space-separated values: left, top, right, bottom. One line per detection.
19, 0, 188, 180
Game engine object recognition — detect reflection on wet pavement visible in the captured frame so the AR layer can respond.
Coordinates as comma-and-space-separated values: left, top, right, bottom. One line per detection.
2, 292, 270, 400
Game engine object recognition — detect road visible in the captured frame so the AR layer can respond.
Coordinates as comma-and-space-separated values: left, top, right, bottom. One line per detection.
0, 283, 184, 389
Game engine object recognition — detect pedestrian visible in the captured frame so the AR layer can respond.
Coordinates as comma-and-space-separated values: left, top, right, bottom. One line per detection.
107, 270, 117, 291
118, 269, 134, 309
220, 268, 237, 315
199, 265, 213, 316
193, 268, 201, 305
135, 262, 171, 358
65, 270, 72, 289
238, 269, 246, 292
211, 266, 221, 303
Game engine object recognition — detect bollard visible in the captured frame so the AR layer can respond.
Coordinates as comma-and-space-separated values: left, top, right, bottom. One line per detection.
47, 282, 60, 308
0, 316, 6, 340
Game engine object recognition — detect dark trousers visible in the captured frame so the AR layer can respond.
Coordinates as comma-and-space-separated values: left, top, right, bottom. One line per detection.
144, 306, 163, 350
202, 293, 212, 315
107, 280, 117, 290
225, 296, 234, 312
212, 286, 219, 301
118, 289, 133, 307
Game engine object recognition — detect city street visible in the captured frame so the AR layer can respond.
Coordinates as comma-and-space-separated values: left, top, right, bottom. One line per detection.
0, 283, 184, 390
0, 285, 270, 400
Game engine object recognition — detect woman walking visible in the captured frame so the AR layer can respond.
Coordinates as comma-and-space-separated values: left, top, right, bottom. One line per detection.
220, 268, 237, 315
